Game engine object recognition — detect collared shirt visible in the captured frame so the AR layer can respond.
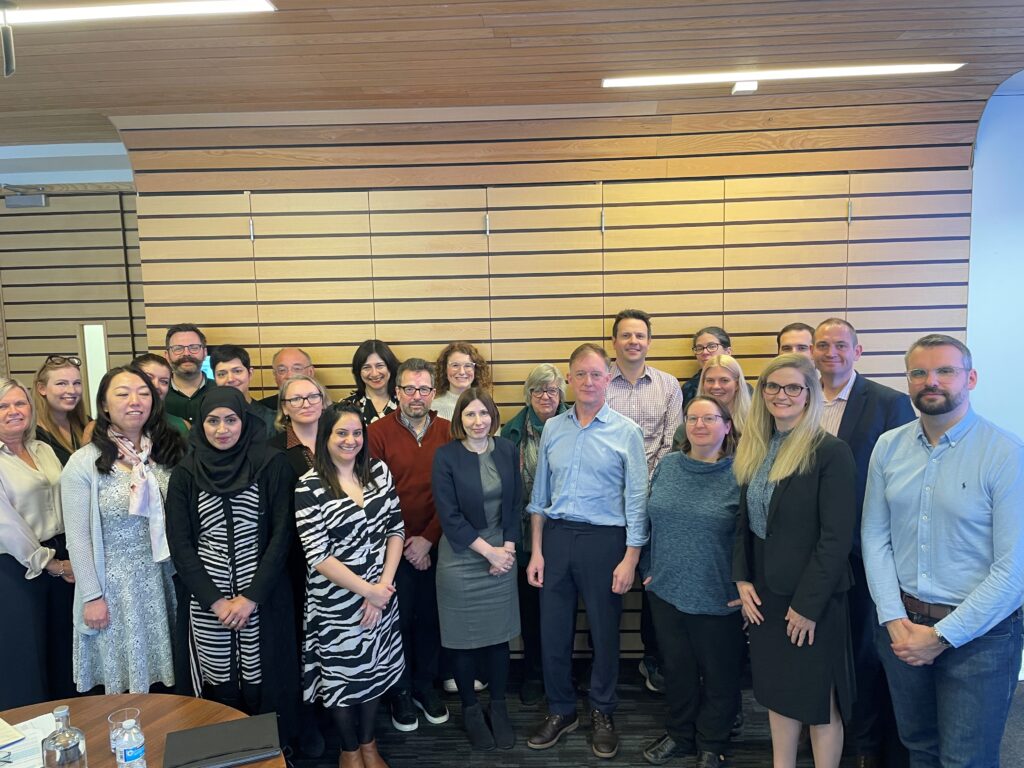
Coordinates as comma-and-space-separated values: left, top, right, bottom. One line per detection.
399, 410, 433, 445
165, 375, 211, 422
862, 407, 1024, 647
819, 370, 857, 437
0, 439, 64, 577
606, 363, 684, 477
527, 401, 649, 547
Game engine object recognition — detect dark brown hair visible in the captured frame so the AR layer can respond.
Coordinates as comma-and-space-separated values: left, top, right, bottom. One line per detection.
449, 387, 500, 441
678, 395, 738, 458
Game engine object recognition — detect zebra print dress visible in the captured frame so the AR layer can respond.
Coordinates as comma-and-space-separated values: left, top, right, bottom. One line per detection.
295, 459, 405, 707
188, 484, 262, 693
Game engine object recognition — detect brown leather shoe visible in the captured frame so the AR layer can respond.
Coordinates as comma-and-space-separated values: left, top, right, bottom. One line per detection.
358, 740, 389, 768
339, 750, 364, 768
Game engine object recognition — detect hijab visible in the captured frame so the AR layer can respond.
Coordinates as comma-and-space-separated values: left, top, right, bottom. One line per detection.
185, 386, 272, 495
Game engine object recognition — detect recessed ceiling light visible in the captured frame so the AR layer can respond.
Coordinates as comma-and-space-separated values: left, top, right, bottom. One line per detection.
7, 0, 275, 24
603, 63, 964, 89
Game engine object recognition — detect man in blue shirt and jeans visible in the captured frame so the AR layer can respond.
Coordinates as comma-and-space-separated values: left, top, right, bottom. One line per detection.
863, 333, 1024, 767
525, 342, 649, 759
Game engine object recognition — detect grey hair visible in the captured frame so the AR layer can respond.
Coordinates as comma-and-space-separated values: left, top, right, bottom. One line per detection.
905, 334, 973, 370
522, 363, 566, 406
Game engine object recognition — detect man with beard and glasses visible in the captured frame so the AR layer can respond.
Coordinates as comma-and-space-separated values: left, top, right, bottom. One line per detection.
862, 334, 1024, 768
164, 323, 213, 424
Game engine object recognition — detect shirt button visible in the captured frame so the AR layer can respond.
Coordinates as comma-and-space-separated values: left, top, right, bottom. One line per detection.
921, 544, 927, 550
922, 515, 928, 521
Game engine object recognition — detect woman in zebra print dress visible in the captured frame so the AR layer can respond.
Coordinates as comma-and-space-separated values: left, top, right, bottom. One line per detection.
166, 387, 299, 739
295, 402, 405, 768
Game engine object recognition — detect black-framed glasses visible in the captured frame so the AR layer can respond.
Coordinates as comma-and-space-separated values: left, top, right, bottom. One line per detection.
692, 342, 721, 354
283, 393, 324, 408
45, 354, 81, 367
763, 382, 808, 397
399, 385, 435, 397
907, 366, 966, 382
168, 343, 204, 356
531, 387, 560, 399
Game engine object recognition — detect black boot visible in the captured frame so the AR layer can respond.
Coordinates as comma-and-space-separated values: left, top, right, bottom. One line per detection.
463, 703, 495, 751
489, 700, 515, 750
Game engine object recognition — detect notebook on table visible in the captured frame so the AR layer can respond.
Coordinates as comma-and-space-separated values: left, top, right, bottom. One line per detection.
163, 712, 280, 768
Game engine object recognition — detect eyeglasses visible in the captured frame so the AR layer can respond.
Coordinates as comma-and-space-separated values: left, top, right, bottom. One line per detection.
907, 366, 966, 382
447, 362, 476, 371
168, 343, 204, 356
571, 370, 607, 382
685, 414, 725, 425
283, 393, 323, 408
763, 382, 809, 397
692, 343, 721, 354
275, 364, 311, 376
399, 385, 435, 397
45, 354, 82, 367
531, 387, 560, 399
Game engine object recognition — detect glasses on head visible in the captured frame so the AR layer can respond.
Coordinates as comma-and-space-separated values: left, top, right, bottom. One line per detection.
531, 387, 560, 399
692, 342, 721, 355
571, 370, 607, 382
276, 364, 310, 376
168, 344, 204, 356
907, 366, 966, 383
399, 385, 435, 397
45, 354, 82, 367
447, 362, 476, 371
763, 382, 808, 397
283, 393, 323, 408
685, 414, 724, 426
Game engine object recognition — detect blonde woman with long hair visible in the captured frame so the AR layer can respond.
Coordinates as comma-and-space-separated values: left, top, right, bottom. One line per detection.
698, 354, 752, 434
732, 354, 857, 768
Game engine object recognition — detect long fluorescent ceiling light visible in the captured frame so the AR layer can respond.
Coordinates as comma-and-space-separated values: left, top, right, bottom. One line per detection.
603, 63, 964, 88
7, 1, 275, 24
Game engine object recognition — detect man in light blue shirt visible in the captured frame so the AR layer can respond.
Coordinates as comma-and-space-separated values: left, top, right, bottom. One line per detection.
862, 333, 1024, 767
524, 342, 648, 759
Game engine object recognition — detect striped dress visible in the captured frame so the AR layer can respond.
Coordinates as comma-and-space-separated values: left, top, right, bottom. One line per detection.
295, 459, 405, 707
188, 484, 262, 692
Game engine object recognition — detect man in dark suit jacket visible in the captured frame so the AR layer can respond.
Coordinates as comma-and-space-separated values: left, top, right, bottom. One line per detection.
813, 319, 916, 768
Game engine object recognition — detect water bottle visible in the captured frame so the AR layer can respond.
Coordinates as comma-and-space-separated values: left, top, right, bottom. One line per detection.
115, 719, 146, 768
42, 706, 87, 768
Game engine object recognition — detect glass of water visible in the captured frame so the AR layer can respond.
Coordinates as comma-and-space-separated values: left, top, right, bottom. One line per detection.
107, 708, 141, 753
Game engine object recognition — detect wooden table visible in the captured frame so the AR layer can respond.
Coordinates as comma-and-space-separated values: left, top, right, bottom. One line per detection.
0, 693, 286, 768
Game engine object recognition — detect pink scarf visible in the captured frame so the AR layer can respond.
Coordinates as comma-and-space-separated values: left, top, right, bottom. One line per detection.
109, 430, 170, 563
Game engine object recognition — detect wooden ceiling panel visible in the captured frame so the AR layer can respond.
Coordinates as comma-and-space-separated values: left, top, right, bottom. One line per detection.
0, 0, 1021, 144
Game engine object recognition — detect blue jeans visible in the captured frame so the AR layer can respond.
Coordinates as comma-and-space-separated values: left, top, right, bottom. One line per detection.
875, 609, 1022, 768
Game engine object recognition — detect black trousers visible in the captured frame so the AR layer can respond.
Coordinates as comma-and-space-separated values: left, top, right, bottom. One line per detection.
847, 554, 908, 764
517, 564, 542, 681
394, 553, 441, 693
648, 592, 745, 755
540, 520, 625, 716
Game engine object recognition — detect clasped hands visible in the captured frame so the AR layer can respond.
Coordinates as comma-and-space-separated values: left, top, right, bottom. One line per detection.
887, 618, 947, 666
212, 595, 257, 631
486, 545, 515, 576
735, 581, 816, 646
360, 580, 397, 629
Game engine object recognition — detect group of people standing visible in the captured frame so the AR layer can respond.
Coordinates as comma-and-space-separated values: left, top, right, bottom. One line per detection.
1, 313, 1021, 768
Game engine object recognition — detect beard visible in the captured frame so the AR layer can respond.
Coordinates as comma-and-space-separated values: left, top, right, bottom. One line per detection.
913, 386, 967, 415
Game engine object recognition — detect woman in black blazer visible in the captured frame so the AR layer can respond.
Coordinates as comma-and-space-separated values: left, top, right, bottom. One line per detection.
431, 388, 523, 751
732, 354, 856, 768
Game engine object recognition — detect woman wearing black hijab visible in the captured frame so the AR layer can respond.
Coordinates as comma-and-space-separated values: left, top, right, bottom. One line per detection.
166, 387, 299, 733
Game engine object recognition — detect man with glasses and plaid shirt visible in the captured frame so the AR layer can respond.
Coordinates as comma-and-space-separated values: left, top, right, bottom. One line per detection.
163, 323, 212, 423
862, 333, 1024, 767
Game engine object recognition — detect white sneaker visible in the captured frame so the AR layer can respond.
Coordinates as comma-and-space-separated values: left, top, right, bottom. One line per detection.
442, 678, 488, 693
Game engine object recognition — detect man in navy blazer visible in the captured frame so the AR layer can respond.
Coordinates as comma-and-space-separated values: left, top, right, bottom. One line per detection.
813, 318, 916, 768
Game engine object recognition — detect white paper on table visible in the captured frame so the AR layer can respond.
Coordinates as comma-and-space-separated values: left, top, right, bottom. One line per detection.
6, 714, 56, 768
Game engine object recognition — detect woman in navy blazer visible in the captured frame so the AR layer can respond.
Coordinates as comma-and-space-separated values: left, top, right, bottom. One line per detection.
432, 388, 523, 751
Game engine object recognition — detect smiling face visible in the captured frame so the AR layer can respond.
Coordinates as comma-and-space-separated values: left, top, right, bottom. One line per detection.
327, 411, 364, 468
282, 379, 324, 426
446, 351, 476, 394
694, 332, 729, 367
684, 398, 731, 454
397, 369, 435, 420
762, 365, 809, 431
273, 348, 312, 388
360, 352, 390, 396
137, 361, 172, 400
612, 318, 650, 366
779, 329, 814, 357
906, 344, 976, 416
460, 398, 493, 441
37, 365, 82, 415
701, 365, 739, 406
530, 380, 561, 421
203, 406, 243, 450
813, 324, 862, 382
0, 387, 33, 444
102, 371, 153, 435
214, 357, 253, 397
166, 330, 206, 376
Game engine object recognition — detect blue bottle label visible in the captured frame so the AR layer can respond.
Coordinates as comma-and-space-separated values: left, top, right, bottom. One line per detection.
123, 744, 145, 763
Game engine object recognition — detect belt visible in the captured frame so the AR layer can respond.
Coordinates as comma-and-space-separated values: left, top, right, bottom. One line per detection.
901, 591, 955, 620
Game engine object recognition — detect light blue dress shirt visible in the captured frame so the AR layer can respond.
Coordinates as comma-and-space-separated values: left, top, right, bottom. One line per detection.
862, 407, 1024, 648
527, 402, 649, 548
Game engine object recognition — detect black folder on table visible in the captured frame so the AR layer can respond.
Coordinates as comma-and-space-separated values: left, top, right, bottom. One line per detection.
163, 712, 281, 768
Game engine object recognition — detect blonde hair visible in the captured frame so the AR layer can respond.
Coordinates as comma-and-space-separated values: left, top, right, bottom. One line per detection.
733, 354, 825, 485
275, 374, 331, 432
697, 354, 751, 434
0, 379, 37, 444
33, 360, 88, 452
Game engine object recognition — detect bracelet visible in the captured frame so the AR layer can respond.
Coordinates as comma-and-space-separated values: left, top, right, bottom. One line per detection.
47, 561, 65, 578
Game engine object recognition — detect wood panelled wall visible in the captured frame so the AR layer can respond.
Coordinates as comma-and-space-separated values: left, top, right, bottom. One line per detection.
127, 99, 975, 414
0, 192, 145, 397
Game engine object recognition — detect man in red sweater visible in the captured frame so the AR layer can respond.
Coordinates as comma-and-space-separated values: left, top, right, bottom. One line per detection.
368, 357, 452, 733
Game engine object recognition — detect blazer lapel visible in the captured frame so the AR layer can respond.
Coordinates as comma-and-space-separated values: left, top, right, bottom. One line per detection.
837, 373, 867, 442
766, 475, 793, 531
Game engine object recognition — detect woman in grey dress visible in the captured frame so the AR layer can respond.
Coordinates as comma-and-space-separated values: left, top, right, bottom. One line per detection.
432, 388, 523, 751
62, 364, 186, 693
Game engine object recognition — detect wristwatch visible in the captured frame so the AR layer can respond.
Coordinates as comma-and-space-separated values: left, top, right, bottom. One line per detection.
933, 627, 952, 647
